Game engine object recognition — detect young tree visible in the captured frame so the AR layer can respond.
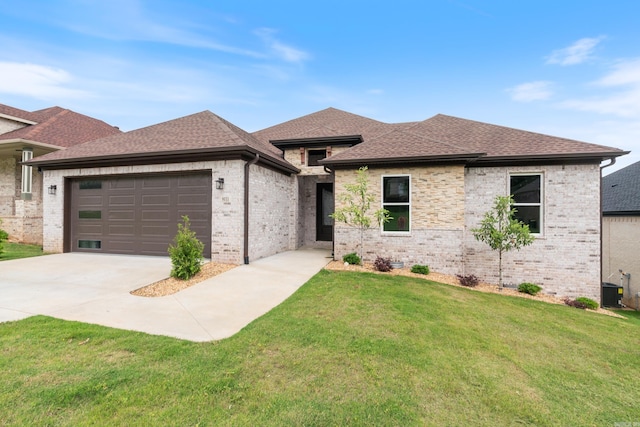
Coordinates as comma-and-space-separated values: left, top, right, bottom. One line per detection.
472, 195, 534, 288
330, 166, 391, 264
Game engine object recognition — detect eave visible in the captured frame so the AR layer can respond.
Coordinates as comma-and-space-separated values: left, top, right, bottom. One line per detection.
27, 145, 300, 175
270, 135, 363, 150
320, 153, 486, 169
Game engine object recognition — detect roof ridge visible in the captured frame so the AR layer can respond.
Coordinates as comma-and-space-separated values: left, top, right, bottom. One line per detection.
23, 109, 71, 139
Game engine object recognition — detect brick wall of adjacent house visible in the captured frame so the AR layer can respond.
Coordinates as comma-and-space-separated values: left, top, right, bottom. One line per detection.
42, 161, 246, 263
0, 117, 28, 134
248, 163, 298, 261
0, 155, 43, 244
464, 164, 602, 301
333, 165, 466, 275
602, 215, 640, 307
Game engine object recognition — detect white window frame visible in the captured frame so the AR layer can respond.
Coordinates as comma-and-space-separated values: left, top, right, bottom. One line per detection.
509, 172, 543, 235
381, 174, 411, 234
21, 148, 33, 195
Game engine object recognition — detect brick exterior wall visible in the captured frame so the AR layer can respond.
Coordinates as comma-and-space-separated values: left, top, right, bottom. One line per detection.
464, 164, 602, 301
333, 165, 466, 274
248, 164, 298, 261
41, 160, 298, 264
298, 174, 334, 248
283, 146, 350, 175
333, 163, 603, 301
603, 215, 640, 307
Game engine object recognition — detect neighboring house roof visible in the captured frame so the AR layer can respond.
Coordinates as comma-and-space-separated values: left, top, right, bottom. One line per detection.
0, 107, 121, 148
28, 111, 298, 174
602, 160, 640, 215
0, 103, 39, 124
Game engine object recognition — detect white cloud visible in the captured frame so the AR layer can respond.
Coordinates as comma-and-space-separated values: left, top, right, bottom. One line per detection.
507, 81, 554, 102
255, 28, 310, 64
561, 59, 640, 118
546, 36, 604, 66
0, 61, 90, 99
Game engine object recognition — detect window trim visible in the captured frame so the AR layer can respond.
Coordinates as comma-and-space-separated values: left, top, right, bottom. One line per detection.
381, 174, 411, 234
21, 148, 33, 195
509, 172, 543, 236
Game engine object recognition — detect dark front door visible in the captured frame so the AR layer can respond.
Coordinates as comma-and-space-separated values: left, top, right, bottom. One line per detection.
316, 183, 334, 241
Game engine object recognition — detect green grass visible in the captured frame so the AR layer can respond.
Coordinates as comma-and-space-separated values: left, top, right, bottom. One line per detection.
0, 242, 45, 261
1, 270, 639, 426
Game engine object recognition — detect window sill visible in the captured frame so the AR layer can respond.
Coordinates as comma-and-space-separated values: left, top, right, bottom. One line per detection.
381, 231, 412, 237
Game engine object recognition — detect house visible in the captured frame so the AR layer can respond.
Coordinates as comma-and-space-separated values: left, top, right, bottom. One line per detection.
0, 103, 121, 244
602, 161, 640, 308
27, 107, 627, 302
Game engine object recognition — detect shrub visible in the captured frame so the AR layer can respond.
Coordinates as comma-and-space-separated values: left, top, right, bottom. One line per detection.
168, 216, 204, 280
342, 252, 361, 265
456, 274, 479, 288
411, 264, 430, 275
0, 219, 7, 255
518, 282, 542, 295
564, 297, 599, 310
373, 256, 393, 272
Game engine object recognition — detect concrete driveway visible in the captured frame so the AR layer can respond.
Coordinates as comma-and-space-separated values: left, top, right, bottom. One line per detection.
0, 248, 331, 341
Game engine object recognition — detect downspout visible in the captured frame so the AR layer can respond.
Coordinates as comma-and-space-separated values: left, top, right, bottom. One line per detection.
244, 153, 260, 264
600, 157, 617, 306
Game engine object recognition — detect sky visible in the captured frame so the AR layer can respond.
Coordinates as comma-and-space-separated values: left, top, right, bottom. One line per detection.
1, 0, 639, 173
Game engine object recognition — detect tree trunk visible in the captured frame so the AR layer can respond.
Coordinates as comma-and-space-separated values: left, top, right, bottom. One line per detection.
498, 248, 503, 288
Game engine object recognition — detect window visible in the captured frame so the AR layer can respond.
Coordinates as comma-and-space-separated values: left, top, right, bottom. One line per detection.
21, 148, 33, 194
510, 174, 542, 234
78, 240, 101, 249
79, 210, 102, 219
382, 175, 410, 232
79, 180, 102, 190
307, 149, 326, 166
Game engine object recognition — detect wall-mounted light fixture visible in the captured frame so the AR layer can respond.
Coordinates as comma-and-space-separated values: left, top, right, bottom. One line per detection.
48, 185, 57, 195
215, 178, 224, 190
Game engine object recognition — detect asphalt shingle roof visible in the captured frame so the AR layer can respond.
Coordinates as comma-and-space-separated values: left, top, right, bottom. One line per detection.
602, 161, 640, 213
29, 110, 293, 171
0, 104, 121, 148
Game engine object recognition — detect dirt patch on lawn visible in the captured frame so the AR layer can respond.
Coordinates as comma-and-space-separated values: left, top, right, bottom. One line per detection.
324, 261, 622, 318
131, 262, 237, 297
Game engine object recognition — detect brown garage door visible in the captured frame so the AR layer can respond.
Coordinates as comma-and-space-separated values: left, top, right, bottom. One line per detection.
69, 172, 211, 256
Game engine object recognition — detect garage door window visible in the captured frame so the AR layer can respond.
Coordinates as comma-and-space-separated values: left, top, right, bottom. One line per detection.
78, 240, 101, 249
79, 180, 102, 190
79, 210, 102, 219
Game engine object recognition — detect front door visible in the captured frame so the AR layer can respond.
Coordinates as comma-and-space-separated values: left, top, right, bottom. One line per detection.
316, 183, 334, 241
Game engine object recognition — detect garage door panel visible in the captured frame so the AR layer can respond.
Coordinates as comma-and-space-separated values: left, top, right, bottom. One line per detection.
71, 173, 211, 256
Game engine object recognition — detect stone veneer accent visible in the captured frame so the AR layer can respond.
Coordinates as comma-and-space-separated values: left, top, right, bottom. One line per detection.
464, 164, 602, 301
333, 165, 466, 275
42, 160, 297, 264
0, 116, 27, 134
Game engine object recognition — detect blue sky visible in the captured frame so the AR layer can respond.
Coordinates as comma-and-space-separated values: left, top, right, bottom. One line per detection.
1, 0, 639, 172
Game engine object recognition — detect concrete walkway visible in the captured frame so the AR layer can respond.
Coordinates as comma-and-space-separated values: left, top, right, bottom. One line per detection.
0, 248, 332, 341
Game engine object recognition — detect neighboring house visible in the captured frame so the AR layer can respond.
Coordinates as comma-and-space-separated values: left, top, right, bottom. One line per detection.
602, 161, 640, 308
0, 103, 121, 244
28, 107, 627, 302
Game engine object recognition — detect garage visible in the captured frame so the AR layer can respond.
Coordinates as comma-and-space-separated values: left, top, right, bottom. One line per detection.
68, 172, 212, 256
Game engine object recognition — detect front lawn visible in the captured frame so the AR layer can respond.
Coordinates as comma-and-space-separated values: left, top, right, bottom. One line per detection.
1, 270, 638, 425
0, 242, 45, 261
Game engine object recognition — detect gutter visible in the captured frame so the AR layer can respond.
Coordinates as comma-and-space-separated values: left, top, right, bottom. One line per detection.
600, 157, 617, 306
244, 153, 260, 264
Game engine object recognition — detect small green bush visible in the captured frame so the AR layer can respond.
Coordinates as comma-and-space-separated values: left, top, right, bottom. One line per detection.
168, 216, 204, 280
564, 297, 599, 310
518, 282, 542, 295
456, 274, 479, 288
373, 256, 392, 272
342, 252, 361, 265
576, 297, 599, 310
411, 264, 430, 275
0, 219, 7, 255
